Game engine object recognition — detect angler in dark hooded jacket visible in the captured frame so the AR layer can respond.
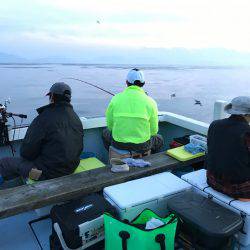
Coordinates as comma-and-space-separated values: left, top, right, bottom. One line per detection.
0, 82, 83, 183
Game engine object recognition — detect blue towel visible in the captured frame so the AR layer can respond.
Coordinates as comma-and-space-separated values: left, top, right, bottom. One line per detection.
184, 143, 205, 155
122, 158, 151, 168
80, 151, 96, 159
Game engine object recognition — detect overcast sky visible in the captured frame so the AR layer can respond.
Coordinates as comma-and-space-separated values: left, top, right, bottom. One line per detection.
1, 0, 250, 58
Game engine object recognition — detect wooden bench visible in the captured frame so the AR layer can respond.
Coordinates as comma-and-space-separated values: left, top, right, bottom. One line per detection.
0, 152, 204, 219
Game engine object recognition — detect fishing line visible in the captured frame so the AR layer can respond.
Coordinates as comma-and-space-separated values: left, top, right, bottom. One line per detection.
9, 77, 116, 134
61, 77, 115, 96
5, 73, 116, 156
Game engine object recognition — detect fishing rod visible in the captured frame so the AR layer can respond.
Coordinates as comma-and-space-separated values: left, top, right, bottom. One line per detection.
4, 77, 115, 131
4, 77, 116, 139
62, 77, 150, 97
0, 76, 126, 155
62, 77, 115, 96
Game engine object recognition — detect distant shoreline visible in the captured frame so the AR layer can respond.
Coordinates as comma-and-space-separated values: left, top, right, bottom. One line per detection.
0, 63, 248, 70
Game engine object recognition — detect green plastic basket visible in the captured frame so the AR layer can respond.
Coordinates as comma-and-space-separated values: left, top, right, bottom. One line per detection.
104, 209, 178, 250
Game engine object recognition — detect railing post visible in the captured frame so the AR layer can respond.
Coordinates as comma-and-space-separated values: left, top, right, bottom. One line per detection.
213, 100, 228, 120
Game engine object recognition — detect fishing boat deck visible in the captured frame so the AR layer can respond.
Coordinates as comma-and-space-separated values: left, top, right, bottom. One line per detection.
0, 152, 204, 250
1, 210, 51, 250
0, 110, 214, 250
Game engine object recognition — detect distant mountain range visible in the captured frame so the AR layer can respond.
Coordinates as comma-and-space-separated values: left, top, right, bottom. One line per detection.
0, 52, 27, 63
1, 48, 250, 66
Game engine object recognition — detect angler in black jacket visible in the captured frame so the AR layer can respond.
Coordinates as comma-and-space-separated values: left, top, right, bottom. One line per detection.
206, 96, 250, 200
0, 82, 83, 183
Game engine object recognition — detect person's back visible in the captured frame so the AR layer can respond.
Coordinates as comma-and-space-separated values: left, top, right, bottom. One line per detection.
207, 116, 250, 183
206, 96, 250, 200
103, 68, 163, 153
20, 101, 83, 179
0, 82, 83, 185
108, 85, 158, 144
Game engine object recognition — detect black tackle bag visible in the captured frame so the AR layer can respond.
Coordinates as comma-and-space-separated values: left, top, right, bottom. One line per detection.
167, 190, 243, 249
50, 193, 116, 250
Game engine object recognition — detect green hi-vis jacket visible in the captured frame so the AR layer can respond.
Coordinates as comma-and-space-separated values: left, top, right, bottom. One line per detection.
106, 85, 159, 144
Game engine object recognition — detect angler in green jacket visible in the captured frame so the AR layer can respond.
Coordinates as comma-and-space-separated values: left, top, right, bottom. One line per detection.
102, 68, 163, 153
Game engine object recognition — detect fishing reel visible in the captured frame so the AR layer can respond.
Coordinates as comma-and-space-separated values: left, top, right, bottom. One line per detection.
0, 99, 27, 147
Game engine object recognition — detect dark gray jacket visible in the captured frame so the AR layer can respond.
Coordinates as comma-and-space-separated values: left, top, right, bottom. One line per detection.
20, 102, 84, 179
206, 115, 250, 183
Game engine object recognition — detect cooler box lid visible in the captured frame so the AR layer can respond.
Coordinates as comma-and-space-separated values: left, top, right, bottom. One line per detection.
181, 169, 208, 190
104, 172, 191, 210
205, 187, 234, 205
167, 146, 205, 162
231, 200, 250, 216
167, 190, 243, 238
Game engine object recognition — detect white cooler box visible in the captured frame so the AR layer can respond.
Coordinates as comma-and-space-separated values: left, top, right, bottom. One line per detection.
103, 172, 191, 221
182, 169, 250, 249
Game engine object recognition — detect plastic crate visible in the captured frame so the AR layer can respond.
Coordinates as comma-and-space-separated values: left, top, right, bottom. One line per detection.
189, 134, 207, 151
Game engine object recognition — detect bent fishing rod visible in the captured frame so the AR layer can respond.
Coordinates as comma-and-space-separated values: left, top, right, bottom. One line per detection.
9, 76, 146, 132
62, 77, 149, 97
7, 77, 116, 132
2, 77, 128, 155
62, 77, 115, 96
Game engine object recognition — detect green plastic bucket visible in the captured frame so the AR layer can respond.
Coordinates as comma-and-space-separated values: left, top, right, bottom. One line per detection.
104, 209, 177, 250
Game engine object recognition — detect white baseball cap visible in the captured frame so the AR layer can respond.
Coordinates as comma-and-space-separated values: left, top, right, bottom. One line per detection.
126, 68, 145, 84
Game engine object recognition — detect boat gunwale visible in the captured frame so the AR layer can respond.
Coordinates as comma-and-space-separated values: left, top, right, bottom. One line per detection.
8, 111, 209, 142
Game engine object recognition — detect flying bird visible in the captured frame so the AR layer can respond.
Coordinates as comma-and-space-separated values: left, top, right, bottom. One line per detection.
97, 20, 101, 24
170, 93, 176, 98
194, 99, 202, 106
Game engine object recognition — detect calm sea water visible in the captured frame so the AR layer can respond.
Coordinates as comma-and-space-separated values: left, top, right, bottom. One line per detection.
1, 64, 250, 125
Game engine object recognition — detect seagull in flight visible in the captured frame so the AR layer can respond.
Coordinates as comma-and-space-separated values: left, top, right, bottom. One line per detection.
170, 93, 176, 98
194, 99, 202, 106
97, 20, 101, 24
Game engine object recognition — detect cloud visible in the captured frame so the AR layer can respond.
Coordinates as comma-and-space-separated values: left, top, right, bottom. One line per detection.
0, 0, 250, 54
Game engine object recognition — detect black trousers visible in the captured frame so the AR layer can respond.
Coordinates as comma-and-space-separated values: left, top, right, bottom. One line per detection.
0, 157, 35, 179
102, 128, 164, 153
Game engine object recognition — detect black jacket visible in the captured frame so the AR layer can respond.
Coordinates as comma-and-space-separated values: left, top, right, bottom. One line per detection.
20, 102, 84, 179
206, 115, 250, 183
